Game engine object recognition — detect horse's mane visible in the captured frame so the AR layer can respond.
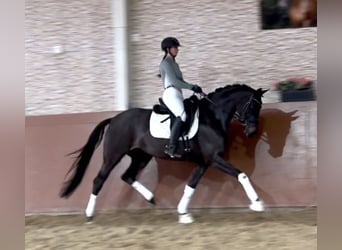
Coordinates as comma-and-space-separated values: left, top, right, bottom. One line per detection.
207, 83, 255, 99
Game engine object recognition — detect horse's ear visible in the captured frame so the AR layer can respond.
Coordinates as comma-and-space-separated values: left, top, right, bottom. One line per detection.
257, 88, 269, 96
286, 110, 299, 121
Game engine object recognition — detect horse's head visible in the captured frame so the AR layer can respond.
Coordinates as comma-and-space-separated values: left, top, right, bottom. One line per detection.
234, 88, 269, 137
206, 84, 268, 137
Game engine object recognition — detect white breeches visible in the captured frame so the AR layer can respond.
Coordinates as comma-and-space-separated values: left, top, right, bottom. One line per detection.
162, 87, 187, 122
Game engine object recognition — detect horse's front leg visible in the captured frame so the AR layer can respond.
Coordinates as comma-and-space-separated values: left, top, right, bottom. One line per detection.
177, 165, 208, 224
212, 154, 264, 212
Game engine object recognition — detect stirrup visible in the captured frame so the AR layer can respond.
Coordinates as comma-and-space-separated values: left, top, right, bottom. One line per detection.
164, 145, 182, 158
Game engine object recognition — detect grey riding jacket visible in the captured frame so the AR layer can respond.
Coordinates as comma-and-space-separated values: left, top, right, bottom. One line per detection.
160, 55, 194, 90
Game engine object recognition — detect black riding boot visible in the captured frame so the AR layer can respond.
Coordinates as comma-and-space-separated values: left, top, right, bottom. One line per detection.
165, 117, 184, 158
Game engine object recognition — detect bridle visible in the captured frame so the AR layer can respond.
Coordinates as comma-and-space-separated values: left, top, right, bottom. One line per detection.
198, 92, 261, 125
233, 94, 261, 125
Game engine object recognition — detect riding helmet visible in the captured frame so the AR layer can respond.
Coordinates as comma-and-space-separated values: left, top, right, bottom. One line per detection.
161, 37, 181, 50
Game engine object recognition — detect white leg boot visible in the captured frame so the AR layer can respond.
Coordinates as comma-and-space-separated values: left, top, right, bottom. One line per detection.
132, 181, 154, 202
238, 173, 264, 212
177, 185, 195, 224
85, 194, 97, 221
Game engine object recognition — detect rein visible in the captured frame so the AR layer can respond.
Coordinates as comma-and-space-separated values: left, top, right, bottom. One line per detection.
199, 92, 216, 105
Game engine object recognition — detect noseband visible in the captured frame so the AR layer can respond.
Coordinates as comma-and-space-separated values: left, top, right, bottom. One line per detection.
234, 95, 261, 125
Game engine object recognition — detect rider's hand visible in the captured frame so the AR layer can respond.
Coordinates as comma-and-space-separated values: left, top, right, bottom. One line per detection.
191, 85, 203, 94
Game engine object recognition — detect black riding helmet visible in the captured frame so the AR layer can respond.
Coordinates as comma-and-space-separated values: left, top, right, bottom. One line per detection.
161, 37, 181, 51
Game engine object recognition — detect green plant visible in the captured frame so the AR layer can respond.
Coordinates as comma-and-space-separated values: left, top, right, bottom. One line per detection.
274, 77, 314, 91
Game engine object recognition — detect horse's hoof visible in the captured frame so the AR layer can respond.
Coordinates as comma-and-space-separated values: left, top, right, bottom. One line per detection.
148, 197, 156, 206
249, 200, 264, 212
85, 216, 94, 224
178, 213, 194, 224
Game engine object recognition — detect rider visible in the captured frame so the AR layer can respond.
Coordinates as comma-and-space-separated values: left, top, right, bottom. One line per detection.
159, 37, 203, 158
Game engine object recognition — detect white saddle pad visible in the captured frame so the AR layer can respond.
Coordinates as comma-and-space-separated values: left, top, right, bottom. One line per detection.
149, 109, 199, 139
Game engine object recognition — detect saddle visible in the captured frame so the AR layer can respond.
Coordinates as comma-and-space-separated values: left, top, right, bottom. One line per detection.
152, 95, 200, 134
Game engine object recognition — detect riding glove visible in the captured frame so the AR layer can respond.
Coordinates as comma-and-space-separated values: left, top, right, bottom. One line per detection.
191, 85, 203, 94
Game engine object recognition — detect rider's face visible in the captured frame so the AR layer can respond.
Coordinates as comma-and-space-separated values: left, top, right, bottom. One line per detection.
168, 46, 179, 57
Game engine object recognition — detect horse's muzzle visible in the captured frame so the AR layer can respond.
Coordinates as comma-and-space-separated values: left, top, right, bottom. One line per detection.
244, 125, 257, 137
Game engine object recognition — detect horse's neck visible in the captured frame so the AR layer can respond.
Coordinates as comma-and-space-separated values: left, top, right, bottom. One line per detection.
201, 101, 236, 135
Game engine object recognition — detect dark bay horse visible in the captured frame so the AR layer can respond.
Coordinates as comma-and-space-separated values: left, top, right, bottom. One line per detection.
60, 84, 268, 223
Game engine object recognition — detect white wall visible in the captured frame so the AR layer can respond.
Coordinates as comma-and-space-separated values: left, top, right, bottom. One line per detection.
25, 0, 317, 115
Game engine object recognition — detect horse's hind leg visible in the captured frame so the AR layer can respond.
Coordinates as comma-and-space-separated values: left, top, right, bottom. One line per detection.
85, 153, 125, 221
177, 165, 208, 224
121, 149, 154, 204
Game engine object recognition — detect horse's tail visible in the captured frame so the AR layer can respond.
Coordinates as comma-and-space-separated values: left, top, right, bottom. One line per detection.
60, 118, 112, 198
